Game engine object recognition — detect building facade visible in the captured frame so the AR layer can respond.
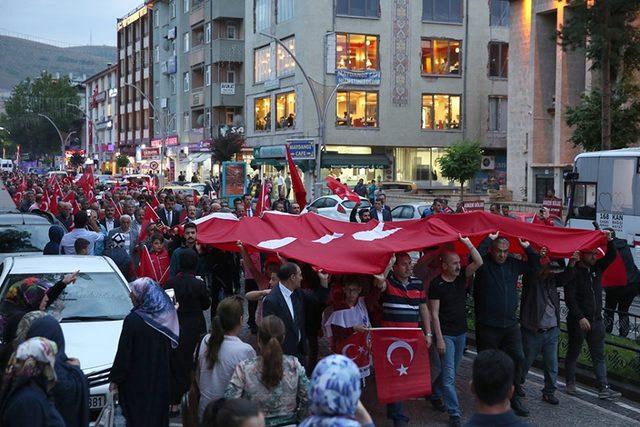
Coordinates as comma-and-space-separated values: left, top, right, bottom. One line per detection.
244, 0, 511, 194
507, 0, 585, 202
83, 65, 119, 169
116, 4, 154, 160
150, 0, 245, 180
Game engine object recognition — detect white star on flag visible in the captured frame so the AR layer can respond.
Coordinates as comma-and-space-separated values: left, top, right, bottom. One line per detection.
396, 364, 408, 376
358, 346, 366, 354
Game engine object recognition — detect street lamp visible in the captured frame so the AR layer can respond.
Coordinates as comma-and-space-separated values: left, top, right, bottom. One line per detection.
37, 113, 67, 170
259, 32, 343, 198
66, 103, 99, 164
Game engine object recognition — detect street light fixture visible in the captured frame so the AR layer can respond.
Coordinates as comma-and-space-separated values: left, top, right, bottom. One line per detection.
66, 103, 100, 164
37, 113, 67, 170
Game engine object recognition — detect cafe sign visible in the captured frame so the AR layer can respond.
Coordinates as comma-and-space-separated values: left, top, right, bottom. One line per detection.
336, 69, 381, 86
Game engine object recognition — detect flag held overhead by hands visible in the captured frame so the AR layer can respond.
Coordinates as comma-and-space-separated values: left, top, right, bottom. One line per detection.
370, 328, 431, 403
325, 176, 360, 203
286, 146, 307, 209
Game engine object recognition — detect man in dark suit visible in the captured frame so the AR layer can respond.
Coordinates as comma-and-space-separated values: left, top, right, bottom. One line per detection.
99, 204, 120, 232
156, 195, 180, 227
371, 197, 392, 222
262, 262, 307, 363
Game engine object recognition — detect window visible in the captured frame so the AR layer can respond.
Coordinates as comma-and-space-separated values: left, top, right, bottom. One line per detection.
183, 32, 190, 53
255, 0, 271, 32
154, 45, 160, 63
255, 96, 271, 131
227, 25, 237, 39
490, 0, 510, 26
170, 0, 176, 18
205, 66, 211, 86
153, 9, 159, 27
336, 0, 380, 17
183, 0, 189, 13
277, 0, 294, 22
227, 70, 236, 83
183, 71, 190, 92
335, 91, 378, 127
421, 39, 461, 75
183, 111, 190, 130
276, 91, 296, 130
489, 42, 508, 78
277, 37, 295, 77
488, 96, 508, 132
571, 183, 597, 220
336, 33, 379, 71
169, 75, 177, 94
254, 45, 273, 83
205, 23, 211, 43
421, 94, 461, 130
422, 0, 462, 23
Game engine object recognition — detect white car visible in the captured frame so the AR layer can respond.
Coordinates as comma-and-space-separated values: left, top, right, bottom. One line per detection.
302, 195, 372, 221
391, 203, 431, 221
0, 255, 133, 414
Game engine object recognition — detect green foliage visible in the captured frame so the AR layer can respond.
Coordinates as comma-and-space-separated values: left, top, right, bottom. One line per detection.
436, 140, 483, 200
69, 152, 85, 167
210, 132, 244, 163
116, 154, 130, 169
0, 71, 82, 155
566, 85, 640, 151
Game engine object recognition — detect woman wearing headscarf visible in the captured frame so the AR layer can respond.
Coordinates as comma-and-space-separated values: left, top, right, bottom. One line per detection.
109, 277, 179, 427
26, 315, 89, 427
165, 248, 211, 412
0, 337, 65, 426
299, 355, 373, 427
43, 225, 65, 255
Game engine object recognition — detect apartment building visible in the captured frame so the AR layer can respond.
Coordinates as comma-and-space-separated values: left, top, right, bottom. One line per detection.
244, 0, 511, 194
83, 65, 119, 169
507, 0, 585, 202
151, 0, 245, 180
116, 4, 154, 159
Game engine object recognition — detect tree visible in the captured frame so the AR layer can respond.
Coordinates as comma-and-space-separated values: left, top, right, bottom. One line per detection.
436, 140, 483, 201
116, 154, 130, 170
558, 0, 640, 151
0, 71, 82, 156
209, 132, 244, 167
69, 152, 85, 168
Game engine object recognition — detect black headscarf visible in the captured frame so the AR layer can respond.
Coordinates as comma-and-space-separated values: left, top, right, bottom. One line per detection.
43, 225, 65, 255
178, 248, 199, 274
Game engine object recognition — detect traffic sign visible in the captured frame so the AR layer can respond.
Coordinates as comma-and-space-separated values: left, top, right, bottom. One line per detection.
149, 161, 159, 170
287, 139, 316, 160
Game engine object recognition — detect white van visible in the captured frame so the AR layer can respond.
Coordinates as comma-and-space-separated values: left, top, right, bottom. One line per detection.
0, 159, 13, 173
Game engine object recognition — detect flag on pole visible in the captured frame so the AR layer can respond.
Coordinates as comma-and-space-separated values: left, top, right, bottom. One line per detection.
325, 176, 361, 203
137, 245, 169, 284
255, 180, 272, 216
138, 202, 161, 242
286, 146, 307, 209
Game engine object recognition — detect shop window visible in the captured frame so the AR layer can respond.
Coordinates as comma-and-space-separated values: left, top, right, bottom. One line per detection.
422, 0, 462, 23
336, 33, 379, 71
336, 0, 380, 18
255, 96, 271, 131
421, 94, 461, 130
420, 39, 461, 75
277, 0, 294, 22
490, 0, 509, 26
254, 45, 273, 83
277, 37, 296, 77
488, 96, 507, 132
489, 42, 508, 78
254, 0, 271, 32
276, 91, 296, 130
336, 91, 378, 128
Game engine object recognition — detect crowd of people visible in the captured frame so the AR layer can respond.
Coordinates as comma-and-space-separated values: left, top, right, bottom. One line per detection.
0, 168, 638, 427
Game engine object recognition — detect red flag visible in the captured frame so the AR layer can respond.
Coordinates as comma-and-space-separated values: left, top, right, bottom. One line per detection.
138, 245, 170, 285
255, 180, 272, 216
325, 176, 360, 203
71, 199, 80, 215
150, 194, 160, 209
62, 192, 76, 203
335, 331, 371, 373
602, 253, 628, 288
110, 198, 122, 219
286, 146, 307, 209
370, 328, 431, 403
49, 194, 59, 216
138, 202, 161, 242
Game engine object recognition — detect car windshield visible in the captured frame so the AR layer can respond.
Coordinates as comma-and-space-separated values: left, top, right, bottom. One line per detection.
0, 272, 132, 321
343, 199, 372, 209
0, 224, 50, 253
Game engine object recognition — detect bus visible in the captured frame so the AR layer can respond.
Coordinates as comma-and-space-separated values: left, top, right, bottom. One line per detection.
565, 147, 640, 267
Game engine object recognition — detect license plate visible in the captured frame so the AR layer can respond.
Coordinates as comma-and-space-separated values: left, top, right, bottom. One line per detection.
88, 394, 106, 409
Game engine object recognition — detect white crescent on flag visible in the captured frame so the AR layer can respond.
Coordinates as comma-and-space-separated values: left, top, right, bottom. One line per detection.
386, 340, 414, 376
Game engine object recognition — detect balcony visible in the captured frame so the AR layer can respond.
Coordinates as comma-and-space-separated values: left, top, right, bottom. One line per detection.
211, 83, 244, 107
189, 47, 205, 67
212, 1, 243, 19
189, 4, 205, 26
211, 39, 244, 63
191, 89, 204, 107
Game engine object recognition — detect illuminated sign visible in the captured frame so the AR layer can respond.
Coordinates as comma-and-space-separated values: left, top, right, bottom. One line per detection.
117, 6, 149, 30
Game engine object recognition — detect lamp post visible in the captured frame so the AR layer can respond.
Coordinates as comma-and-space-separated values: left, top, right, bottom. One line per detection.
37, 113, 67, 170
259, 32, 343, 198
67, 103, 100, 166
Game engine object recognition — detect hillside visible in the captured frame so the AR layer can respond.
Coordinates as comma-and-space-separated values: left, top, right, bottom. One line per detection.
0, 36, 116, 91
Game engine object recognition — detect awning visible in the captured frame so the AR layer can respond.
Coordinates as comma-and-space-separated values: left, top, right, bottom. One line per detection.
188, 153, 211, 164
321, 153, 390, 169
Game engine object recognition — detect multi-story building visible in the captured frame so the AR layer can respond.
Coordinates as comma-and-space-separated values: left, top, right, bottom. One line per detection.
116, 3, 154, 161
244, 0, 511, 195
151, 0, 244, 180
507, 0, 585, 203
83, 65, 119, 170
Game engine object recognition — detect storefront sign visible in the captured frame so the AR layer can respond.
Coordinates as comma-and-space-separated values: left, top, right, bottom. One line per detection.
220, 83, 236, 95
254, 145, 286, 159
287, 139, 315, 160
543, 197, 563, 217
462, 200, 485, 212
141, 147, 160, 159
336, 69, 381, 86
150, 135, 179, 148
221, 161, 246, 198
95, 120, 113, 130
108, 88, 118, 98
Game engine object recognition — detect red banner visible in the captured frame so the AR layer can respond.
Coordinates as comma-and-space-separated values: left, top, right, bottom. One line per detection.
286, 146, 307, 209
371, 328, 431, 403
543, 197, 563, 218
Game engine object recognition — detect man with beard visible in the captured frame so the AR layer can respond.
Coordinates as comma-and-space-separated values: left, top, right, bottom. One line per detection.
169, 222, 202, 277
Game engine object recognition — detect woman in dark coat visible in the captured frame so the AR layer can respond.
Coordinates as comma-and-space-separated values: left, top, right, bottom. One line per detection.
165, 248, 211, 408
109, 277, 179, 427
0, 337, 65, 426
43, 225, 65, 255
26, 315, 89, 427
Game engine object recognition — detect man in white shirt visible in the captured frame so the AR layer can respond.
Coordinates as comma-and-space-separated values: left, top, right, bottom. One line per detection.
60, 211, 104, 255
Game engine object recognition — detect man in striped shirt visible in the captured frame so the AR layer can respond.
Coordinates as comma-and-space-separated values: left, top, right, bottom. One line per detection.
374, 252, 432, 427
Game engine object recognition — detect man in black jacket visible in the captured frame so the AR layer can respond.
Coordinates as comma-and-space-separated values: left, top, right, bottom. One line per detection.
474, 232, 539, 417
520, 248, 578, 405
564, 231, 621, 399
349, 201, 371, 223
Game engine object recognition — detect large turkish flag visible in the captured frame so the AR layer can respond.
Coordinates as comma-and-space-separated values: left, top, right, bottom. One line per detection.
370, 328, 431, 404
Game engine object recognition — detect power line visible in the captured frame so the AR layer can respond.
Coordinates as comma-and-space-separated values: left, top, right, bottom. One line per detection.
0, 27, 72, 48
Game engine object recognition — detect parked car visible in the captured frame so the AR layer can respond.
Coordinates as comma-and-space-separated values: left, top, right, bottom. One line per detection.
46, 170, 68, 180
0, 255, 133, 414
160, 185, 201, 197
302, 195, 372, 221
391, 203, 431, 221
379, 180, 417, 192
0, 212, 63, 262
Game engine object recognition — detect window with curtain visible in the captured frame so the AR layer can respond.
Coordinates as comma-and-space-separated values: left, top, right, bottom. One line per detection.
277, 37, 295, 77
421, 94, 461, 130
336, 33, 379, 70
254, 45, 273, 83
336, 91, 378, 127
488, 96, 508, 132
183, 71, 190, 92
336, 0, 380, 18
490, 0, 510, 26
420, 39, 461, 75
255, 96, 271, 131
277, 0, 294, 22
422, 0, 462, 23
276, 91, 296, 129
489, 42, 509, 78
254, 0, 271, 32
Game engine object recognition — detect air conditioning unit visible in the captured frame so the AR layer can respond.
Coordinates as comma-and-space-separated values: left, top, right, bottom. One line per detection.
481, 156, 496, 170
160, 98, 168, 109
